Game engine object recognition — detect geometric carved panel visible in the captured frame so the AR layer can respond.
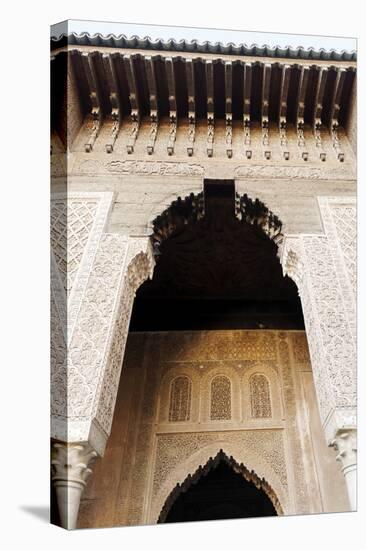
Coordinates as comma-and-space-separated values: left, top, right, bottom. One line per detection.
330, 205, 356, 293
51, 198, 98, 295
210, 375, 231, 420
250, 374, 272, 418
169, 376, 191, 422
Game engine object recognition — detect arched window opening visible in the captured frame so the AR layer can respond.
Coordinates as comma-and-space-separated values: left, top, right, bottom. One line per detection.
250, 374, 272, 418
168, 376, 191, 422
210, 375, 231, 420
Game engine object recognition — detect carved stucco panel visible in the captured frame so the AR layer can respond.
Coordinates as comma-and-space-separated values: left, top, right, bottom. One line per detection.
302, 236, 355, 410
318, 197, 356, 338
281, 230, 356, 442
50, 192, 114, 342
94, 240, 155, 435
150, 430, 289, 522
51, 231, 155, 446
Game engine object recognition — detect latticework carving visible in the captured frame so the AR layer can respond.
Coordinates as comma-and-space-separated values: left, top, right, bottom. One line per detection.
51, 232, 155, 443
330, 205, 356, 293
151, 429, 289, 519
250, 374, 272, 418
51, 198, 98, 294
235, 193, 283, 243
157, 450, 283, 522
168, 376, 192, 422
281, 227, 356, 443
210, 375, 231, 420
151, 192, 204, 255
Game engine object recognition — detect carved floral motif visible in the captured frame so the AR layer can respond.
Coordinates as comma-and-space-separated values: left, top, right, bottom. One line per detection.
210, 376, 231, 420
250, 374, 272, 418
168, 376, 191, 422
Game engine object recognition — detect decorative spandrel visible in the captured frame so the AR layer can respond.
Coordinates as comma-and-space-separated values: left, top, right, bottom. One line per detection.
250, 374, 272, 418
169, 376, 191, 422
210, 376, 231, 420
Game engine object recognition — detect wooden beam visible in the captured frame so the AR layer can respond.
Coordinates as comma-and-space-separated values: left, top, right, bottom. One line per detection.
80, 52, 102, 152
102, 53, 121, 153
145, 56, 158, 120
123, 54, 140, 153
243, 62, 252, 157
185, 58, 196, 156
330, 68, 347, 161
165, 57, 177, 116
313, 67, 328, 161
225, 61, 233, 158
243, 62, 252, 125
123, 54, 139, 117
313, 67, 328, 129
165, 57, 177, 155
279, 64, 291, 128
330, 68, 347, 130
261, 63, 271, 158
296, 65, 310, 160
206, 59, 214, 122
279, 64, 291, 160
296, 65, 310, 129
205, 60, 215, 157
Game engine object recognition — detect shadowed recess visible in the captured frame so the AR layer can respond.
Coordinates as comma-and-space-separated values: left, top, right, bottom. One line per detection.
158, 450, 279, 523
130, 180, 304, 331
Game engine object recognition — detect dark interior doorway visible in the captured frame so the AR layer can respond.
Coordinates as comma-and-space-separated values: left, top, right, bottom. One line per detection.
161, 458, 277, 523
130, 179, 304, 331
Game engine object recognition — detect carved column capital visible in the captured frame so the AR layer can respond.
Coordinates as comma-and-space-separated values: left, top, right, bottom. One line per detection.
330, 428, 357, 473
51, 442, 98, 529
329, 428, 357, 510
51, 441, 98, 486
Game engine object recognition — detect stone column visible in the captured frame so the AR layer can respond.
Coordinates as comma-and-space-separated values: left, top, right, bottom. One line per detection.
51, 209, 155, 527
330, 429, 357, 511
280, 197, 356, 510
51, 442, 98, 530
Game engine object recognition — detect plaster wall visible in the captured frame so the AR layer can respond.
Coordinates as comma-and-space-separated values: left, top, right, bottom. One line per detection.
77, 329, 349, 528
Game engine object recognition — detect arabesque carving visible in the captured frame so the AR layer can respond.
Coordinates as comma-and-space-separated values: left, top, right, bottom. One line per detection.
157, 450, 283, 522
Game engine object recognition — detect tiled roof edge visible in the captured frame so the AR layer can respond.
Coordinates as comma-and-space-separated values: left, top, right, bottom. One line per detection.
50, 32, 357, 61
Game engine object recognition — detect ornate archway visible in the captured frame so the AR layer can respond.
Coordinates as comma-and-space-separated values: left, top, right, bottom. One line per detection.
158, 450, 282, 523
131, 180, 302, 332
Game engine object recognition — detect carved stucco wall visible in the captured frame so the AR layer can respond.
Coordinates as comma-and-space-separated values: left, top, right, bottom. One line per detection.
281, 197, 356, 443
50, 191, 155, 453
78, 329, 349, 529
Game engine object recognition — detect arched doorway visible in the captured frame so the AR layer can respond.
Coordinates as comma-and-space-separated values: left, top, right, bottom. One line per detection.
158, 451, 280, 523
131, 179, 304, 331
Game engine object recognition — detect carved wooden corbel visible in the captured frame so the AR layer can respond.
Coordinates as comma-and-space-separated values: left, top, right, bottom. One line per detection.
102, 53, 121, 153
330, 68, 347, 162
225, 61, 233, 158
186, 59, 196, 156
207, 117, 214, 158
81, 52, 102, 153
127, 111, 139, 154
145, 56, 159, 155
166, 57, 178, 156
206, 60, 215, 157
313, 67, 328, 161
243, 63, 252, 159
296, 66, 310, 161
331, 125, 344, 162
187, 113, 195, 157
261, 64, 271, 160
147, 112, 158, 155
167, 112, 177, 156
279, 64, 291, 160
226, 115, 233, 158
124, 55, 140, 154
